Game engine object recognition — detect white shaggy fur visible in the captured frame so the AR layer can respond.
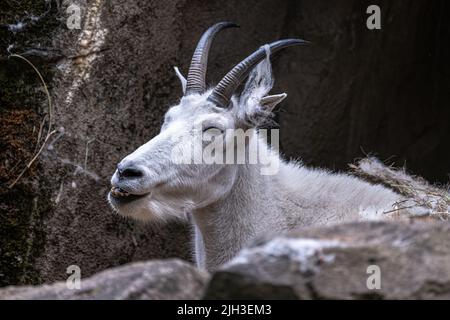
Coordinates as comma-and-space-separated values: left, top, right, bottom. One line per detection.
109, 51, 406, 270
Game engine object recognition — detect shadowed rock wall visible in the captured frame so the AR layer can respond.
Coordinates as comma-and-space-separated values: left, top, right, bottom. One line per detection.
277, 0, 450, 182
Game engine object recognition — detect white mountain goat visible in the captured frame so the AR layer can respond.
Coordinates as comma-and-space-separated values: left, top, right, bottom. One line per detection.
108, 22, 423, 270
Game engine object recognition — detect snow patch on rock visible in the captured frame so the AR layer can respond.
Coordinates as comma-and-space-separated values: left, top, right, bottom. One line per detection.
227, 238, 344, 273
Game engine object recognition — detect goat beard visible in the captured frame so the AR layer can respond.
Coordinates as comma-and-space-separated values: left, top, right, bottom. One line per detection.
109, 192, 191, 223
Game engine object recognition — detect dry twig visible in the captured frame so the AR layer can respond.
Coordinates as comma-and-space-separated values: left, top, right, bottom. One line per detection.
8, 53, 56, 188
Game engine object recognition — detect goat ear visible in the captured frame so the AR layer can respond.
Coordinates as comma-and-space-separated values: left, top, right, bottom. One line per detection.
260, 93, 287, 111
174, 66, 187, 94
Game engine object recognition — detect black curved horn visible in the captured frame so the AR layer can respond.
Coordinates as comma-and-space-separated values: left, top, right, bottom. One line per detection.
207, 39, 308, 108
185, 22, 239, 95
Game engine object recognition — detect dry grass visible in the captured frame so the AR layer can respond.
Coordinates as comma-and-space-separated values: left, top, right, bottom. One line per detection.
350, 157, 450, 221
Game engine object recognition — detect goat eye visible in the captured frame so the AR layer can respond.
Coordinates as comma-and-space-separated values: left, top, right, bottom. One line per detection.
203, 126, 223, 135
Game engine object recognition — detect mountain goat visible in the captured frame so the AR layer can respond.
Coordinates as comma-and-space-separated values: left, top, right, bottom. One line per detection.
108, 22, 420, 270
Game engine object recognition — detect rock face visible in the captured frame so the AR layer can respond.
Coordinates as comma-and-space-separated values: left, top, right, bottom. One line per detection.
1, 0, 449, 287
2, 221, 450, 300
0, 259, 208, 300
204, 221, 450, 299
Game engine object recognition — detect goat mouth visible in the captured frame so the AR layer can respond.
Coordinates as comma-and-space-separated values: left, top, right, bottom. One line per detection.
110, 186, 132, 197
109, 186, 149, 204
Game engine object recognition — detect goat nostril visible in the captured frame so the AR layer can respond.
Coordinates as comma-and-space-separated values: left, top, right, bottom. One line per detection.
117, 163, 124, 174
121, 167, 144, 179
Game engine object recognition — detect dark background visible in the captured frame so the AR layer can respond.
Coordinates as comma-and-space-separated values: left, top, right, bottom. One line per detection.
1, 0, 449, 286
